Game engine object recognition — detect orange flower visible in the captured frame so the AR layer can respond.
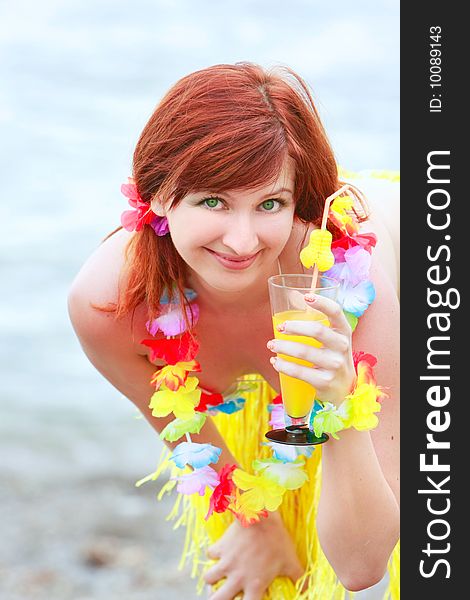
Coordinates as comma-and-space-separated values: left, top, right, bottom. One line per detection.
228, 489, 269, 527
150, 360, 200, 391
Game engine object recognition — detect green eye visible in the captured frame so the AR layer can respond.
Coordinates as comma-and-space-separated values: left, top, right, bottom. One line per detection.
261, 199, 275, 211
204, 198, 220, 208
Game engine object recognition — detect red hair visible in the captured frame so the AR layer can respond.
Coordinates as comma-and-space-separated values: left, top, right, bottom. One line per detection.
101, 62, 351, 323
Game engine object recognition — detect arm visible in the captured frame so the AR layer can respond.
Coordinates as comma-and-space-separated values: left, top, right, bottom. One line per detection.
268, 257, 399, 591
67, 285, 238, 471
316, 258, 400, 590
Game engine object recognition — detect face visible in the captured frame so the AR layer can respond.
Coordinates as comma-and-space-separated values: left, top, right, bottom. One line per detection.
154, 161, 296, 295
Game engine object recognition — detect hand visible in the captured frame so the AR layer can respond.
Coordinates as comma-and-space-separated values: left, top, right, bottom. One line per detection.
203, 511, 304, 600
267, 293, 356, 406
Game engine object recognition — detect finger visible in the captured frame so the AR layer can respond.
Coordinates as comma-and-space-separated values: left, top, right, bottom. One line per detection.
270, 356, 335, 393
243, 591, 264, 600
268, 339, 343, 371
243, 579, 268, 600
203, 561, 227, 585
208, 577, 242, 600
207, 544, 222, 560
276, 319, 350, 354
303, 293, 351, 335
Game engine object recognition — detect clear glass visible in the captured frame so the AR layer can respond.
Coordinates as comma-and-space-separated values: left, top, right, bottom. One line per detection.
268, 274, 339, 442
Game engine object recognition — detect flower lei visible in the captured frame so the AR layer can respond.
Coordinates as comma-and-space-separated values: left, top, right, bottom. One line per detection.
138, 191, 386, 526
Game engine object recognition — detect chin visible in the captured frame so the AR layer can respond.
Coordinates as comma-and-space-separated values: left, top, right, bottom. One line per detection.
204, 273, 257, 293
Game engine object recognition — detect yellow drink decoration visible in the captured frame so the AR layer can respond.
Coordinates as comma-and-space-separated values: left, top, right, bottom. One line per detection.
272, 309, 329, 419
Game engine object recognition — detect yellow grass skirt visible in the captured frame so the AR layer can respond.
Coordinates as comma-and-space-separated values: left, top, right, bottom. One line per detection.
145, 376, 400, 599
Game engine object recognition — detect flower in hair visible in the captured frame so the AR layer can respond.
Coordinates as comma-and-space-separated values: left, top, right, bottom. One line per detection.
120, 177, 168, 235
150, 214, 170, 236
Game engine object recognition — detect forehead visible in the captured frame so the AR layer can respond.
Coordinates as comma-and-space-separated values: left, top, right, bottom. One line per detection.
214, 158, 295, 197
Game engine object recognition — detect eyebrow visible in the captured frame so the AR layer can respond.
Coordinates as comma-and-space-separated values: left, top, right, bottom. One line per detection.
223, 187, 294, 199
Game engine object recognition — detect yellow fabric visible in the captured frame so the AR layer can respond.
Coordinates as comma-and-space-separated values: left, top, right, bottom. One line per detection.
149, 375, 400, 599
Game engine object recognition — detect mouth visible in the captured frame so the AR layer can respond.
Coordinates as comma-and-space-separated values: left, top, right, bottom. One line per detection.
205, 248, 261, 270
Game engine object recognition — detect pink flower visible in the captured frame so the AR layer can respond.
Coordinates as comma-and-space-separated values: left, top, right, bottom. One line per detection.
150, 214, 170, 236
120, 178, 169, 235
146, 303, 200, 336
327, 246, 372, 286
172, 465, 220, 496
268, 404, 285, 429
120, 179, 154, 232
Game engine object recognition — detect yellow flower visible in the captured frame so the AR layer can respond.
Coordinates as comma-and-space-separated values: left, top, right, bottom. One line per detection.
330, 196, 359, 235
252, 458, 308, 490
232, 468, 285, 512
340, 383, 382, 431
300, 229, 334, 271
149, 376, 201, 420
331, 195, 354, 214
228, 489, 268, 527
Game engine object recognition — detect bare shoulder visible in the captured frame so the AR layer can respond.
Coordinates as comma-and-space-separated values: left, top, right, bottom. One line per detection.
353, 251, 400, 356
67, 228, 147, 354
69, 228, 134, 305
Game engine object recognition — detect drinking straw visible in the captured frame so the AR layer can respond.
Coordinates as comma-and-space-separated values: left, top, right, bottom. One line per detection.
309, 183, 367, 293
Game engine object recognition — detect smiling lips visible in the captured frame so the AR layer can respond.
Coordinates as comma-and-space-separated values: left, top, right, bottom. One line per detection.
205, 248, 260, 270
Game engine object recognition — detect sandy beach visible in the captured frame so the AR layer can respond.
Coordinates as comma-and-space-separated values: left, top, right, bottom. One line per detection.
1, 456, 197, 599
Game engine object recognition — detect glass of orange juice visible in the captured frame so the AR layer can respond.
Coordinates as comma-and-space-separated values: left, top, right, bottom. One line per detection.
266, 274, 339, 446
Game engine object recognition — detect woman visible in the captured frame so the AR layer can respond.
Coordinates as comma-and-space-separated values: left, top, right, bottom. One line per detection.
68, 63, 400, 600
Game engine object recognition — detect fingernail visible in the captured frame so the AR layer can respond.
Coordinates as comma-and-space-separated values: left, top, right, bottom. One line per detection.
270, 357, 278, 369
267, 340, 275, 351
276, 323, 285, 332
304, 294, 316, 303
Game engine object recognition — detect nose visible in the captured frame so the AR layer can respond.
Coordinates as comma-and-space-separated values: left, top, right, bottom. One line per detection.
221, 213, 260, 257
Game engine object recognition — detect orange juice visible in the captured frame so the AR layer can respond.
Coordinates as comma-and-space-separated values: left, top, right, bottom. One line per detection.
272, 309, 329, 419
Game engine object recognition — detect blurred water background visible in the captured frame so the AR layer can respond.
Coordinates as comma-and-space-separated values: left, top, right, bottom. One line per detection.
0, 1, 398, 598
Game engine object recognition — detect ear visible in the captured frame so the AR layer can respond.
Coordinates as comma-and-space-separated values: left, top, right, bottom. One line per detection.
150, 196, 166, 217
